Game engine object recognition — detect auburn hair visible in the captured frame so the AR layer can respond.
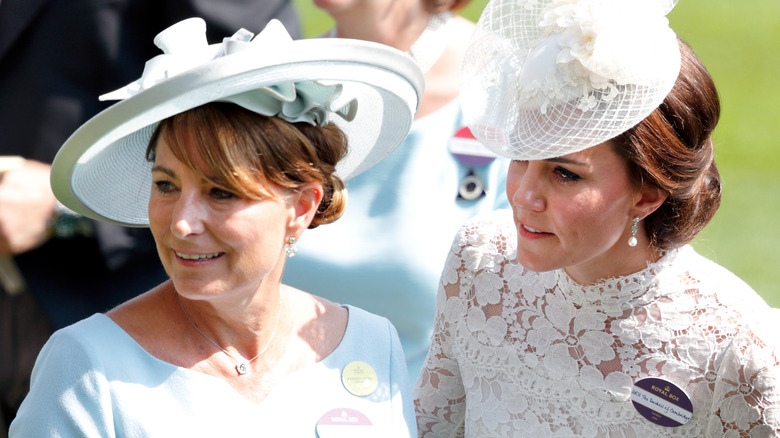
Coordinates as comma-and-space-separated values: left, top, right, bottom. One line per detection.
147, 102, 349, 228
612, 38, 721, 249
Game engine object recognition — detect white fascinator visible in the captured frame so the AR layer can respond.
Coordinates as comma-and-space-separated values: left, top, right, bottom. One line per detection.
461, 0, 681, 160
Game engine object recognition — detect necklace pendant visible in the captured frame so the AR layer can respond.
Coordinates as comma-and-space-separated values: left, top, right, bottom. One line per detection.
236, 363, 249, 375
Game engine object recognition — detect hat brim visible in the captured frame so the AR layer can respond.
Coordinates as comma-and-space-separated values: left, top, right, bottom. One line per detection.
51, 38, 423, 227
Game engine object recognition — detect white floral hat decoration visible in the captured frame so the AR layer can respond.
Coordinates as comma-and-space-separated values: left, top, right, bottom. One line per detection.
461, 0, 681, 160
51, 18, 423, 227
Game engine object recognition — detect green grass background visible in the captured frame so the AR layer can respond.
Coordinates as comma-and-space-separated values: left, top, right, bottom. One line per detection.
292, 0, 780, 308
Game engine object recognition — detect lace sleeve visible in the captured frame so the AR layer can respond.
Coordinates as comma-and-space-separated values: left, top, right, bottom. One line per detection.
414, 211, 515, 438
707, 307, 780, 436
414, 231, 469, 438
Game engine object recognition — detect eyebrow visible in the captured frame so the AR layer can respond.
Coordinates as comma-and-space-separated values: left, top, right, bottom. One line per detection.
151, 164, 222, 185
545, 156, 586, 166
151, 165, 175, 178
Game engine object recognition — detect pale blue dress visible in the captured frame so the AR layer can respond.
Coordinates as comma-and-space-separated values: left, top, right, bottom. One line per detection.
9, 305, 414, 437
283, 98, 510, 381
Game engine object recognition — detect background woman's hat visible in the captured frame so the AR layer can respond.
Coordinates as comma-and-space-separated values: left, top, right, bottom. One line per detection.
51, 18, 424, 227
461, 0, 681, 160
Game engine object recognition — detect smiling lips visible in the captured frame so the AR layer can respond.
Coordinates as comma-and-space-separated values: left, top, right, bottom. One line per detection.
175, 251, 223, 261
523, 224, 544, 234
518, 222, 553, 240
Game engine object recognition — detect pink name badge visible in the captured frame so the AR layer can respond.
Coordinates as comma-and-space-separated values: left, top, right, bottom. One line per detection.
316, 408, 373, 438
631, 377, 693, 427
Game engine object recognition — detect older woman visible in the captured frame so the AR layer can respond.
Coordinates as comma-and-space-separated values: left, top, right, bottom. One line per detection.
414, 0, 780, 436
10, 18, 423, 437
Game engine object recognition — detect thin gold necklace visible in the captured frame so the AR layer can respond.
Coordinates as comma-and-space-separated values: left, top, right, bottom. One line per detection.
178, 290, 282, 376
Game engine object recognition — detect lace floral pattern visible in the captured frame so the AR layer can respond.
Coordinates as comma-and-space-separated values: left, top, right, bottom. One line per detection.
414, 210, 780, 437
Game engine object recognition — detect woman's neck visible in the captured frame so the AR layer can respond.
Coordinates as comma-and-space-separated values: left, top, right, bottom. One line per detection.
326, 3, 469, 118
564, 238, 664, 286
328, 3, 430, 52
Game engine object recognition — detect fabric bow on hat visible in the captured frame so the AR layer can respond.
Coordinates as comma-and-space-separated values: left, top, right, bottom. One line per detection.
100, 18, 357, 126
518, 0, 679, 113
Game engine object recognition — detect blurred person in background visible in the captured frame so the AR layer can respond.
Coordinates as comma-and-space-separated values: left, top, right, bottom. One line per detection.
0, 1, 298, 434
283, 0, 510, 381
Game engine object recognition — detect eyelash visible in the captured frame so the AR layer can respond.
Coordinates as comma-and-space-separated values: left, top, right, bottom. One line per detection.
153, 180, 238, 200
209, 187, 237, 200
153, 180, 175, 194
512, 161, 582, 183
553, 166, 582, 183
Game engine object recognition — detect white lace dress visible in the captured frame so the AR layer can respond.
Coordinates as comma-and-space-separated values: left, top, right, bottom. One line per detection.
414, 210, 780, 437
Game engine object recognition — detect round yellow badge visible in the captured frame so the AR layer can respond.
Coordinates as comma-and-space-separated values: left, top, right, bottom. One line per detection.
341, 361, 378, 397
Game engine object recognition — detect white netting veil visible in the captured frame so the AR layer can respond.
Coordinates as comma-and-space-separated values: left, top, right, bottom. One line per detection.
461, 0, 681, 160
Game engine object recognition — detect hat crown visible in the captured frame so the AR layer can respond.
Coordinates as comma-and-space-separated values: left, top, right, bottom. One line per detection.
98, 19, 352, 127
461, 0, 681, 160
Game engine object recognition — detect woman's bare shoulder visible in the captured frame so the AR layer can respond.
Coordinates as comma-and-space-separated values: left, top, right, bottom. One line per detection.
105, 281, 181, 353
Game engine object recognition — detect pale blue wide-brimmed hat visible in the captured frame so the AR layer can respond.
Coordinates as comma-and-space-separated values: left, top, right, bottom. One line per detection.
51, 17, 424, 227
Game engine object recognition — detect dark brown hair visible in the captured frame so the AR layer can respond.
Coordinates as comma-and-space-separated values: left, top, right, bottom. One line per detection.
612, 38, 721, 249
146, 102, 349, 228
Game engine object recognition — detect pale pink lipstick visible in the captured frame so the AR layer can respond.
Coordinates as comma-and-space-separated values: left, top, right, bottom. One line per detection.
517, 222, 553, 240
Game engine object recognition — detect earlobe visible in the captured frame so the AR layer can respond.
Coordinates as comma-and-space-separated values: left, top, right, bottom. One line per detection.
287, 184, 324, 235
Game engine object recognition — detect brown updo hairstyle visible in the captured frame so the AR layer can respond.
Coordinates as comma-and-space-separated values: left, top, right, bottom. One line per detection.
146, 102, 349, 228
612, 38, 721, 250
425, 0, 472, 14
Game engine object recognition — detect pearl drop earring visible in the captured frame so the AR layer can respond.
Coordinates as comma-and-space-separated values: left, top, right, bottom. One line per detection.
628, 217, 639, 247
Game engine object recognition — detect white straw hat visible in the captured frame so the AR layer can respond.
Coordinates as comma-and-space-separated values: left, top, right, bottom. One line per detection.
461, 0, 681, 160
51, 18, 424, 227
